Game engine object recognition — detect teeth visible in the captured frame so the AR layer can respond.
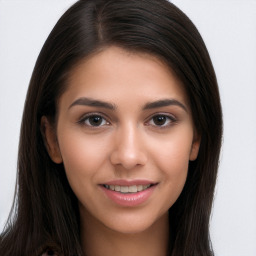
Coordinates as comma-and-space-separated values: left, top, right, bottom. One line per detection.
143, 185, 149, 190
104, 184, 151, 193
129, 185, 137, 193
121, 186, 129, 193
137, 185, 143, 191
115, 185, 120, 191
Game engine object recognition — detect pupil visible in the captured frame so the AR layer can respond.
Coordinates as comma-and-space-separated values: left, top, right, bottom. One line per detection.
89, 116, 102, 126
153, 116, 166, 125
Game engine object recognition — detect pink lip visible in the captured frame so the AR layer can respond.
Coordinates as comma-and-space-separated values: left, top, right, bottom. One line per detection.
100, 181, 157, 207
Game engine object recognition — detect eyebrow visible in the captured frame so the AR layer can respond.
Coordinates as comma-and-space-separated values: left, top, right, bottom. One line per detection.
143, 99, 188, 112
69, 97, 116, 110
69, 97, 187, 112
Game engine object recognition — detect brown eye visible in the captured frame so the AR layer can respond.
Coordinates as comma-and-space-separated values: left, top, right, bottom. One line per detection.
88, 116, 103, 126
153, 115, 167, 126
148, 114, 176, 128
79, 114, 109, 127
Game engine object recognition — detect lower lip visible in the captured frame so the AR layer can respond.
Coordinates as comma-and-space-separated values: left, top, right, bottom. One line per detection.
100, 185, 156, 207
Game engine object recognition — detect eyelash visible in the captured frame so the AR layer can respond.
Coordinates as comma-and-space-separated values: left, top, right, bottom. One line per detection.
78, 112, 177, 129
78, 112, 110, 128
146, 114, 177, 129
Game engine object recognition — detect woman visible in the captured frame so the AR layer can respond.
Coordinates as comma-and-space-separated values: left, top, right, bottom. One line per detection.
0, 0, 222, 255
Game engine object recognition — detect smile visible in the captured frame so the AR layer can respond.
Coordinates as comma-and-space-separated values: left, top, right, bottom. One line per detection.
103, 184, 151, 193
101, 183, 157, 207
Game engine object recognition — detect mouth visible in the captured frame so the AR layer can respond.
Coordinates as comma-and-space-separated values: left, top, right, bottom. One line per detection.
100, 181, 157, 206
102, 184, 155, 194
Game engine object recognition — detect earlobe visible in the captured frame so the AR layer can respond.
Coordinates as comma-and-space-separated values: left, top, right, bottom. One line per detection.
189, 134, 201, 161
41, 116, 63, 164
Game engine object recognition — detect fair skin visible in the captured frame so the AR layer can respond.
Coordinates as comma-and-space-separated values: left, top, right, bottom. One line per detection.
42, 47, 200, 256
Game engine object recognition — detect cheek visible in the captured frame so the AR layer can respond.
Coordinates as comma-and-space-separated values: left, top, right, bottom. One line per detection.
149, 129, 193, 203
57, 130, 110, 186
160, 141, 191, 176
150, 127, 193, 171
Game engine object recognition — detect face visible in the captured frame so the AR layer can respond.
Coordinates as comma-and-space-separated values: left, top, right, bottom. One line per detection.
42, 46, 200, 234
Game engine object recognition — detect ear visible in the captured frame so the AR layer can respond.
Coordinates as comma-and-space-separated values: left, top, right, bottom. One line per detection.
41, 116, 63, 164
189, 132, 201, 161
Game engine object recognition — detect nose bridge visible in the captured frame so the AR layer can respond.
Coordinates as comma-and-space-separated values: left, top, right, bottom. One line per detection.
110, 121, 147, 169
121, 122, 140, 152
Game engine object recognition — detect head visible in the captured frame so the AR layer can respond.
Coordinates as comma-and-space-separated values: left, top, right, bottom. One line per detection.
2, 0, 222, 255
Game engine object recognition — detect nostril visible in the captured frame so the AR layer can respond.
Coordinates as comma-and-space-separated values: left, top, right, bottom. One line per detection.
109, 131, 147, 168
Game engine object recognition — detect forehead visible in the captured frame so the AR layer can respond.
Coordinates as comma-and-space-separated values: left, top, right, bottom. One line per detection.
61, 46, 189, 109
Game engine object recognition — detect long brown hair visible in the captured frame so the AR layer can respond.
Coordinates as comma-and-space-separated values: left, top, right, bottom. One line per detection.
0, 0, 222, 255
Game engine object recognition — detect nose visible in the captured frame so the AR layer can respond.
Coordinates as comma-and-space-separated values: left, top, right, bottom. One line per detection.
110, 124, 147, 170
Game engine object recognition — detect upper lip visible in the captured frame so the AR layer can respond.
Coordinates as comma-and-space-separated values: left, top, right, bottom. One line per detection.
101, 179, 157, 186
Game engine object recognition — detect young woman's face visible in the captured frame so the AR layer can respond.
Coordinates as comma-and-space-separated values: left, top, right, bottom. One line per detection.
44, 46, 200, 234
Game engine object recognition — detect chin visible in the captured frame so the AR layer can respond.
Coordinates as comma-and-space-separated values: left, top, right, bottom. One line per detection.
108, 222, 151, 235
101, 211, 168, 235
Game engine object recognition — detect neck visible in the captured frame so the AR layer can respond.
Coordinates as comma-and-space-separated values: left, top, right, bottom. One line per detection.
80, 211, 169, 256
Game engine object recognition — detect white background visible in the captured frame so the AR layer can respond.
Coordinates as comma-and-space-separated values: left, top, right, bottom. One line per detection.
0, 1, 256, 255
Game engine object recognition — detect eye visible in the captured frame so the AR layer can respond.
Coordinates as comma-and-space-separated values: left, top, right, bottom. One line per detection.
147, 114, 176, 127
79, 114, 110, 127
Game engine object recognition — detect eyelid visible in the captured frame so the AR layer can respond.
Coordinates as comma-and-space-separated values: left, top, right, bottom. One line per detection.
145, 113, 177, 127
78, 112, 111, 127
